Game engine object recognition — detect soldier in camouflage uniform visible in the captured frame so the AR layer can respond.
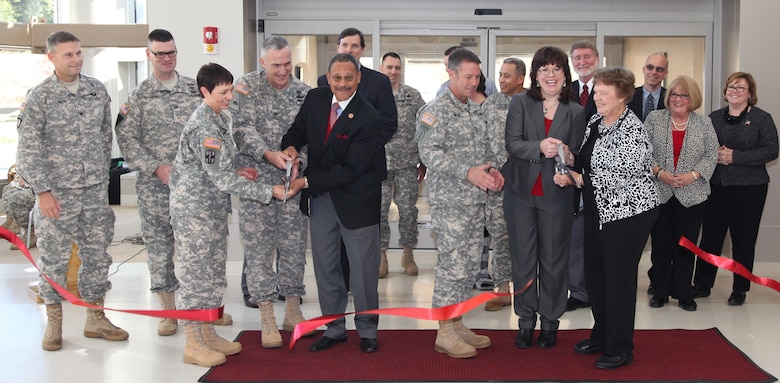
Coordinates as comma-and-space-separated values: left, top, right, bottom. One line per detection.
16, 31, 128, 352
2, 174, 36, 248
377, 52, 426, 278
115, 29, 203, 337
170, 63, 290, 367
231, 36, 311, 348
480, 58, 526, 311
416, 49, 504, 359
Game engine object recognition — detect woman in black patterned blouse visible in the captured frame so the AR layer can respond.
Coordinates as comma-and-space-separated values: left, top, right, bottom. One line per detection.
554, 67, 659, 370
692, 72, 779, 306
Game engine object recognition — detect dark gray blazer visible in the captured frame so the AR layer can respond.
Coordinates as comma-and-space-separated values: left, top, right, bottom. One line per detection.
628, 86, 666, 122
503, 92, 585, 198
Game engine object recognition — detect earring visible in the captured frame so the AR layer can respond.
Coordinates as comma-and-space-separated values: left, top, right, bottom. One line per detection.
562, 82, 566, 87
536, 81, 541, 87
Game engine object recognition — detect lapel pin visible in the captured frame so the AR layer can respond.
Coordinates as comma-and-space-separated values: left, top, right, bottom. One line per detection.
348, 113, 354, 119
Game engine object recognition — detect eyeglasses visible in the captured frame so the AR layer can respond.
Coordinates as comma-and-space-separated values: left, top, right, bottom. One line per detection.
150, 50, 178, 59
645, 64, 666, 73
726, 85, 747, 93
538, 66, 563, 76
669, 93, 690, 100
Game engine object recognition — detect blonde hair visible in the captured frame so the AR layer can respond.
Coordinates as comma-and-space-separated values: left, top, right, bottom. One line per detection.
664, 75, 702, 111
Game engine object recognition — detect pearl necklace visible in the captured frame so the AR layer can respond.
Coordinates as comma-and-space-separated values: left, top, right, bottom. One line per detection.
672, 118, 689, 131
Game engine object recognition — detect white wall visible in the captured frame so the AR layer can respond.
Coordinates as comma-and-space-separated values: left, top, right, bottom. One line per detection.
146, 0, 245, 79
739, 0, 780, 261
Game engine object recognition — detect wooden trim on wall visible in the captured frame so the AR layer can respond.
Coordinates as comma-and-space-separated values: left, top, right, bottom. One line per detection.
1, 22, 148, 52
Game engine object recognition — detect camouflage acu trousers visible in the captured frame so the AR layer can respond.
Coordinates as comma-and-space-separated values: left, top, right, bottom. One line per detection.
239, 193, 307, 303
431, 203, 485, 307
2, 184, 35, 226
380, 166, 419, 251
36, 183, 115, 304
136, 172, 178, 293
486, 189, 511, 285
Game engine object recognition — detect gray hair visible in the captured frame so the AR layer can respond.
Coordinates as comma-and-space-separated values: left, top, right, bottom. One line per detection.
261, 35, 290, 56
46, 31, 80, 53
503, 57, 526, 77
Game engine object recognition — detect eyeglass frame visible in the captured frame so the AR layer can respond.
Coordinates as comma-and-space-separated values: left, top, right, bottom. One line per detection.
669, 92, 690, 100
726, 85, 748, 93
645, 63, 666, 73
537, 66, 564, 76
149, 50, 178, 59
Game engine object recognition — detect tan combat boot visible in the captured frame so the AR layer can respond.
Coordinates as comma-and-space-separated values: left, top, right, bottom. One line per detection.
157, 291, 177, 336
401, 246, 418, 276
42, 303, 63, 351
213, 312, 233, 326
435, 319, 477, 358
259, 301, 282, 348
201, 322, 242, 355
485, 281, 512, 311
1, 215, 20, 234
84, 298, 129, 341
10, 225, 35, 250
451, 316, 491, 348
183, 323, 226, 367
378, 250, 388, 278
282, 295, 315, 336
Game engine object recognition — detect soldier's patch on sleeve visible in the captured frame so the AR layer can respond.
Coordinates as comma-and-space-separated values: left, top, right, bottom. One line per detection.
204, 138, 222, 150
202, 138, 222, 170
420, 113, 437, 127
119, 103, 130, 116
234, 83, 250, 96
19, 102, 27, 112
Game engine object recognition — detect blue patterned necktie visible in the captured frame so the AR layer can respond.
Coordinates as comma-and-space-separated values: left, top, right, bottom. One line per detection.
644, 93, 655, 121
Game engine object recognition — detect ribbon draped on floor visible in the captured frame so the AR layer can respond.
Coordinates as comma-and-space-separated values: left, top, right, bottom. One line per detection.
679, 236, 780, 293
0, 226, 221, 322
290, 279, 534, 349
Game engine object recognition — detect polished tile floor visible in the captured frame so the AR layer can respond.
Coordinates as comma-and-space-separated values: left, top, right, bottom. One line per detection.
1, 206, 779, 382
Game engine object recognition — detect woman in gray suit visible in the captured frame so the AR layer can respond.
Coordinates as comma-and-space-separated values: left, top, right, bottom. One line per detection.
645, 76, 718, 311
503, 46, 584, 350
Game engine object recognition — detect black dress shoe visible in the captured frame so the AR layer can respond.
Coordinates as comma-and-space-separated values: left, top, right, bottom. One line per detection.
515, 329, 533, 349
647, 285, 654, 295
678, 299, 697, 311
574, 339, 603, 354
360, 338, 379, 353
308, 336, 347, 351
595, 352, 634, 369
243, 295, 259, 308
536, 330, 557, 349
565, 297, 591, 312
728, 291, 746, 306
648, 297, 668, 308
693, 285, 711, 298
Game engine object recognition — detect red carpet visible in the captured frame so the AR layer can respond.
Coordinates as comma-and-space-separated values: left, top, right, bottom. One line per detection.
199, 328, 776, 383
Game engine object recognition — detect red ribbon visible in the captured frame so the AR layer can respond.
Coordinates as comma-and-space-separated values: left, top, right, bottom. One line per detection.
679, 236, 780, 293
0, 226, 222, 321
290, 279, 533, 349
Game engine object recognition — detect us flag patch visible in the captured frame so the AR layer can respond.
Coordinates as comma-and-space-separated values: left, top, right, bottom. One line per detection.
420, 113, 437, 127
204, 138, 222, 150
235, 83, 250, 95
119, 103, 130, 115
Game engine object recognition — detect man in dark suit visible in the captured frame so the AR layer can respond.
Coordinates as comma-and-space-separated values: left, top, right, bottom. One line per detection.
630, 53, 669, 294
282, 53, 382, 354
628, 52, 669, 122
317, 27, 398, 281
565, 40, 600, 313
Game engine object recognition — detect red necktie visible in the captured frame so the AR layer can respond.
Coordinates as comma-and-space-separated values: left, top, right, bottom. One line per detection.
580, 84, 589, 107
325, 102, 339, 142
